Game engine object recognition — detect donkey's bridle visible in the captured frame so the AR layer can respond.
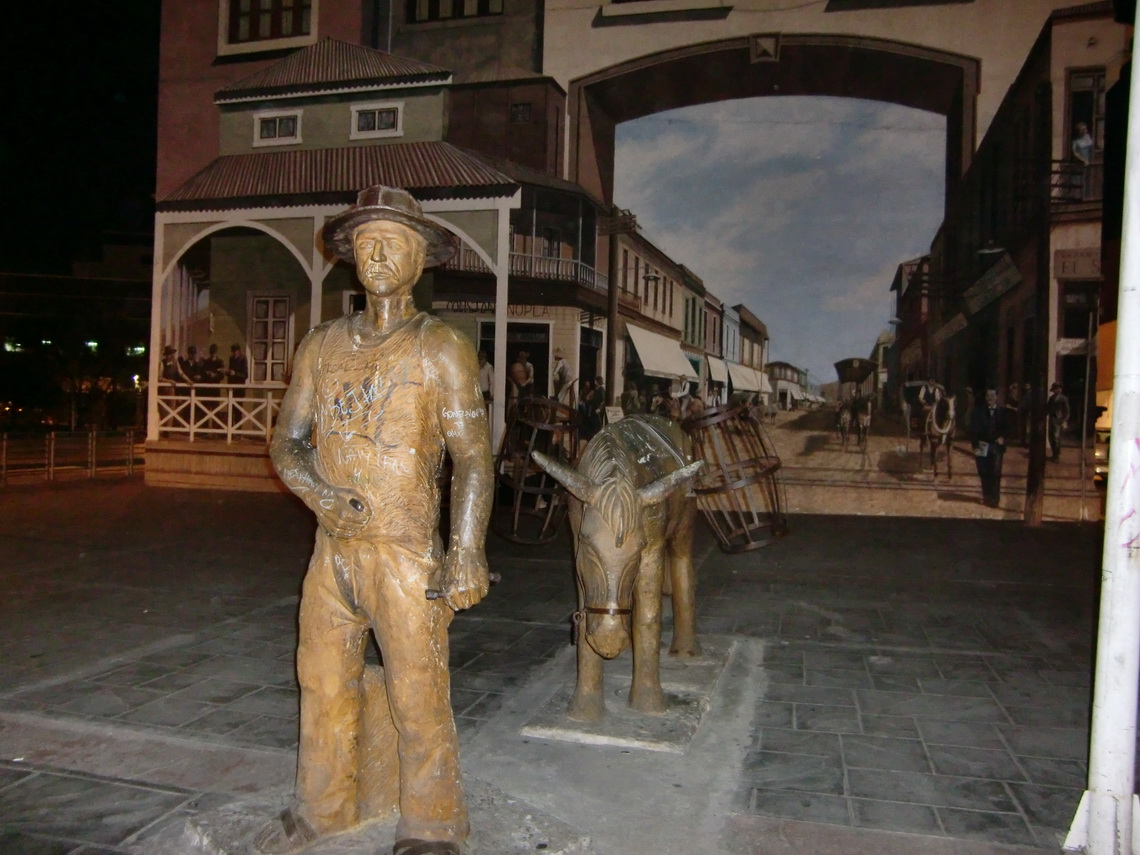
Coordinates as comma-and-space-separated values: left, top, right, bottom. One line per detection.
582, 606, 632, 616
572, 606, 633, 642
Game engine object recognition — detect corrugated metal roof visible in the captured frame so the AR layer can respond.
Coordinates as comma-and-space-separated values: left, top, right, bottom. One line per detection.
215, 38, 451, 103
158, 142, 518, 212
453, 65, 552, 86
457, 149, 604, 207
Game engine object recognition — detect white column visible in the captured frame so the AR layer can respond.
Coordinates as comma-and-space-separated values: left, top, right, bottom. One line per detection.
1066, 51, 1140, 855
492, 201, 512, 449
146, 220, 167, 442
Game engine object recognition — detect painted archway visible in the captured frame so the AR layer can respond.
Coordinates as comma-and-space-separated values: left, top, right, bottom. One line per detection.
569, 34, 978, 209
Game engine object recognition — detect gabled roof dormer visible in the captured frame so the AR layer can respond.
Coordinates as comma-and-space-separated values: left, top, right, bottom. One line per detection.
214, 38, 452, 105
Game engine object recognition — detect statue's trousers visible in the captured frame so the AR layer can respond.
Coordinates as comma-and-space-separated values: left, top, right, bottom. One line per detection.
294, 532, 468, 843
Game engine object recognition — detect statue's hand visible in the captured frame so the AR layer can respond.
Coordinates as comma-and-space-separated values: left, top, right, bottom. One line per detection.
441, 546, 490, 611
313, 488, 371, 539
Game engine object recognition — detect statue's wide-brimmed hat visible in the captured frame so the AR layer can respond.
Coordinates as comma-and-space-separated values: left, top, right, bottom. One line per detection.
322, 185, 457, 267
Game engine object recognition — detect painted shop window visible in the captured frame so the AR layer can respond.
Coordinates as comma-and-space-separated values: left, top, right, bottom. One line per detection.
219, 0, 316, 56
408, 0, 502, 23
253, 110, 302, 147
350, 102, 403, 140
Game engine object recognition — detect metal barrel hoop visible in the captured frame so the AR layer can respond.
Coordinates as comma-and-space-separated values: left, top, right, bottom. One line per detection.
682, 402, 789, 553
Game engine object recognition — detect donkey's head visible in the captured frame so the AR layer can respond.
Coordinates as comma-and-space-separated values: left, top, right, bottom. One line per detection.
532, 451, 702, 659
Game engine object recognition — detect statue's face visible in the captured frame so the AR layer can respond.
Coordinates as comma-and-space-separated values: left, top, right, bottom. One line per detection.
353, 221, 426, 297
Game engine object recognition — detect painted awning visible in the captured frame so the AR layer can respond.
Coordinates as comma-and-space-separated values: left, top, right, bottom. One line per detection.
626, 324, 699, 382
727, 360, 759, 392
707, 355, 728, 384
757, 371, 772, 394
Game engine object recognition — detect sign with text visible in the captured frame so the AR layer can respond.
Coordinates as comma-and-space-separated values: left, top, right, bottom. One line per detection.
438, 301, 552, 317
1054, 247, 1102, 280
901, 339, 923, 366
963, 254, 1022, 315
931, 313, 967, 347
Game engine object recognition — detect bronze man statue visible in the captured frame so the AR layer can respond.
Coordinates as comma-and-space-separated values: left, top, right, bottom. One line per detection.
255, 185, 493, 855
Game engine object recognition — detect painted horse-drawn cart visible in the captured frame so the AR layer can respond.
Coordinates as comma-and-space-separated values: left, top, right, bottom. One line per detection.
833, 358, 878, 451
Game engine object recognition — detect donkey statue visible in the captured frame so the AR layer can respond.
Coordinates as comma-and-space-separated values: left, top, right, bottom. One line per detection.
531, 414, 703, 722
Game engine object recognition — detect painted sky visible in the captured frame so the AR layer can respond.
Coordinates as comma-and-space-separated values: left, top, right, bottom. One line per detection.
614, 95, 947, 389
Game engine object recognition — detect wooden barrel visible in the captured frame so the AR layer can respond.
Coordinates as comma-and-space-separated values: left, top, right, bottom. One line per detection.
682, 402, 788, 552
492, 396, 578, 544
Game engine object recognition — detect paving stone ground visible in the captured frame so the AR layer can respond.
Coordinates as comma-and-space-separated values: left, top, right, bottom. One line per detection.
0, 469, 1106, 854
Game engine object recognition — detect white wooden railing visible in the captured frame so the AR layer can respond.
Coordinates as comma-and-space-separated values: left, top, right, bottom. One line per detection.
156, 383, 286, 443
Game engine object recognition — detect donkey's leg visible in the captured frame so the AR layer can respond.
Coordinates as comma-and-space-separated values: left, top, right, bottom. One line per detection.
568, 576, 605, 723
568, 634, 606, 722
629, 545, 667, 715
667, 505, 701, 659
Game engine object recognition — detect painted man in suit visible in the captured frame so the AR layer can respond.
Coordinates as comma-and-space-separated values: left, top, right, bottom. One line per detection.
968, 387, 1010, 509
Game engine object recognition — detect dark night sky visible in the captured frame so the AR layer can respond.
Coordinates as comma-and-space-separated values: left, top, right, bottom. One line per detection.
0, 2, 160, 274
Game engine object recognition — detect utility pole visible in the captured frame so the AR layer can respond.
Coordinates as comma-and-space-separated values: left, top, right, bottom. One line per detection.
1024, 81, 1052, 526
598, 207, 637, 406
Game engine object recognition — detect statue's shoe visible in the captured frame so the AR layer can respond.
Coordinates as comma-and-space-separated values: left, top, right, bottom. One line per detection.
392, 838, 462, 855
252, 808, 320, 854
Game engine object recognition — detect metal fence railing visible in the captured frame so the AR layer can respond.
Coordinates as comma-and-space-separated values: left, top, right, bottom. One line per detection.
1, 430, 141, 486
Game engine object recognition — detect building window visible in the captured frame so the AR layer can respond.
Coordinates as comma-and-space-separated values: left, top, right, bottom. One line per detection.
253, 110, 302, 147
248, 293, 293, 383
343, 291, 367, 314
407, 0, 503, 23
541, 227, 560, 258
510, 103, 532, 123
219, 0, 317, 56
350, 101, 403, 140
1062, 285, 1096, 339
1067, 68, 1106, 156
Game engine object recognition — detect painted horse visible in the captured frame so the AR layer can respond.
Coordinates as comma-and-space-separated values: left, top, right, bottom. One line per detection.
852, 395, 872, 451
835, 403, 852, 450
531, 415, 703, 722
921, 392, 956, 478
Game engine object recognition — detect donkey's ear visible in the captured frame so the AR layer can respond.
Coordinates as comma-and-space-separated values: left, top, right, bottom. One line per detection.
637, 460, 704, 506
531, 451, 599, 503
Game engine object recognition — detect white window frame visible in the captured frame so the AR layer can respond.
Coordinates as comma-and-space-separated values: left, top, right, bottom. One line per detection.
247, 291, 294, 385
253, 109, 303, 148
350, 100, 405, 141
217, 0, 319, 57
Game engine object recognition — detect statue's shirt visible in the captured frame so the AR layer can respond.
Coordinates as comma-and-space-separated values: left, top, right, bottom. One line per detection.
313, 313, 444, 547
